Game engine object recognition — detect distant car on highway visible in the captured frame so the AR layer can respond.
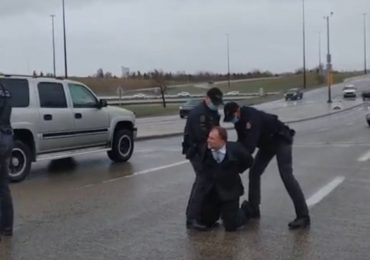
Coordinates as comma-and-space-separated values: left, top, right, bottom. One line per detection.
177, 91, 191, 97
285, 88, 303, 101
132, 93, 147, 99
179, 99, 202, 118
342, 85, 357, 99
225, 91, 240, 96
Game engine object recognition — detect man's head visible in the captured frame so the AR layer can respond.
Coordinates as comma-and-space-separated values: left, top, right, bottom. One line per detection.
223, 102, 240, 123
207, 126, 227, 150
205, 87, 223, 111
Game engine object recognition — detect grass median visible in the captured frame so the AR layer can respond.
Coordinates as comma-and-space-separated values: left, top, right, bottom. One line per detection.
118, 72, 362, 118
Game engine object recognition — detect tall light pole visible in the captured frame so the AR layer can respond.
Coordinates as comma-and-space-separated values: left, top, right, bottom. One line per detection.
319, 32, 322, 70
226, 33, 231, 88
324, 12, 334, 103
62, 0, 68, 78
50, 14, 56, 77
302, 0, 307, 89
363, 13, 368, 74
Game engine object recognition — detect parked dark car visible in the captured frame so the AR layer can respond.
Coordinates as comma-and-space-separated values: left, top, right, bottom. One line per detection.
362, 90, 370, 101
366, 114, 370, 126
285, 88, 303, 101
179, 99, 202, 118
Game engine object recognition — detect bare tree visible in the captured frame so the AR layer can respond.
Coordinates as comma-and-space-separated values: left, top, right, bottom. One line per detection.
152, 70, 167, 108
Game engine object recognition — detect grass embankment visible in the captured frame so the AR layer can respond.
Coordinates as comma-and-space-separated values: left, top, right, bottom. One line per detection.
124, 104, 179, 118
71, 72, 359, 118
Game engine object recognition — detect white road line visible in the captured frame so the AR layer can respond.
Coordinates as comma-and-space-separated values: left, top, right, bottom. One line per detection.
77, 184, 95, 189
306, 176, 345, 208
126, 160, 189, 178
357, 150, 370, 162
317, 127, 330, 132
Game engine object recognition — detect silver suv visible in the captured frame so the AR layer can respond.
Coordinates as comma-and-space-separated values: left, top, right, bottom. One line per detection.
0, 75, 137, 182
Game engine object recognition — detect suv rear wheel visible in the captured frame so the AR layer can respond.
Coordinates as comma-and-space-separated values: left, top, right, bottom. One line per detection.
9, 140, 32, 182
107, 129, 134, 162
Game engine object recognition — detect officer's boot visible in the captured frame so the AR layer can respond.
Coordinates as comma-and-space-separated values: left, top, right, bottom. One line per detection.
288, 216, 310, 229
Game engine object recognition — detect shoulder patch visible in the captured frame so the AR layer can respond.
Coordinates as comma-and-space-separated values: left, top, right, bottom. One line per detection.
246, 122, 252, 129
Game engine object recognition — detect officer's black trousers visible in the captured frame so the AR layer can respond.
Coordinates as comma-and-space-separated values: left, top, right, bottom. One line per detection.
186, 157, 205, 221
200, 188, 247, 231
248, 140, 309, 218
0, 132, 14, 232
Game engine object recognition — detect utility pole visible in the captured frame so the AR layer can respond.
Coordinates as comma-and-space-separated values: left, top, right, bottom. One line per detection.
319, 32, 322, 69
50, 14, 56, 77
324, 12, 334, 104
226, 33, 231, 88
62, 0, 68, 78
302, 0, 307, 89
364, 13, 368, 74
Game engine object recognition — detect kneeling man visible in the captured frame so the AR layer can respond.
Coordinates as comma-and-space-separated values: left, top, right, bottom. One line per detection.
199, 126, 253, 231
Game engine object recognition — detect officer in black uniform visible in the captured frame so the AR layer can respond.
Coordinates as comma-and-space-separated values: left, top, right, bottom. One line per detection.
223, 102, 310, 229
0, 82, 14, 240
182, 87, 223, 230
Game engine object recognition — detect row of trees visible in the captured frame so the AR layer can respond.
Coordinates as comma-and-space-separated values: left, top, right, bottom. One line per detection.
94, 68, 275, 82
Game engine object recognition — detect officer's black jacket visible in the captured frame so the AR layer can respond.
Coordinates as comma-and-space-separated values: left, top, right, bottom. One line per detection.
0, 84, 12, 133
182, 101, 220, 159
235, 106, 288, 154
199, 142, 253, 201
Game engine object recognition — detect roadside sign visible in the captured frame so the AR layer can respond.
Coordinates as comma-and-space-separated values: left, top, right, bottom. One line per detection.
116, 86, 124, 99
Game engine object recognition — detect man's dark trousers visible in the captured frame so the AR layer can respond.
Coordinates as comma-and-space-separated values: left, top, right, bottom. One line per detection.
0, 132, 14, 232
248, 140, 309, 218
200, 187, 247, 231
186, 157, 206, 222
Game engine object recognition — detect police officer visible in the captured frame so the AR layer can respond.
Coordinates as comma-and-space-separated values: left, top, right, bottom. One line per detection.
223, 102, 310, 229
0, 82, 14, 240
182, 87, 223, 230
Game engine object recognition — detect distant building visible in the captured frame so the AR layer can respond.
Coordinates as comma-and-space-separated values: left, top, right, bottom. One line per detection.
121, 66, 130, 78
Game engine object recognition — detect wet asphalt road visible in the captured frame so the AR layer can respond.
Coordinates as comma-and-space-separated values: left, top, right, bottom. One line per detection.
2, 86, 370, 259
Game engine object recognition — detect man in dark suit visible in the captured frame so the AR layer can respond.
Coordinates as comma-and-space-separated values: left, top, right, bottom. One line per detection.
198, 126, 254, 231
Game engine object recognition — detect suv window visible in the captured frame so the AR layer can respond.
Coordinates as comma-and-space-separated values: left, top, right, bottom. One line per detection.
68, 83, 98, 108
0, 78, 29, 107
38, 82, 67, 108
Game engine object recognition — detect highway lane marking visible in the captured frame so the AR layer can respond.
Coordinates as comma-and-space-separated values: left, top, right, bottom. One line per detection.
306, 176, 345, 208
102, 160, 190, 184
126, 160, 189, 178
316, 127, 330, 133
357, 150, 370, 162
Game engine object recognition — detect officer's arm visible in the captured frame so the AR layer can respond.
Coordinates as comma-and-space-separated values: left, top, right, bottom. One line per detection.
241, 113, 261, 154
235, 144, 254, 173
194, 115, 209, 143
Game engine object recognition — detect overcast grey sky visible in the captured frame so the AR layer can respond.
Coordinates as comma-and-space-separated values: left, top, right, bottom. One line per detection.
0, 0, 369, 76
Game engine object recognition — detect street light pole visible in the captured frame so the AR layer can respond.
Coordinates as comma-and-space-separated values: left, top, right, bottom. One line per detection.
50, 14, 56, 77
319, 32, 322, 69
364, 13, 368, 74
324, 12, 333, 104
226, 33, 231, 88
62, 0, 68, 78
302, 0, 307, 89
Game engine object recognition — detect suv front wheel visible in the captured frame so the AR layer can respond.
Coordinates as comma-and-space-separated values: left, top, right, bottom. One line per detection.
9, 140, 32, 182
107, 129, 134, 162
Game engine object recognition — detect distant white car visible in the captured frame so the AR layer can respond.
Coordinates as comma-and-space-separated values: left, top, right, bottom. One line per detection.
342, 85, 357, 98
177, 91, 191, 97
132, 93, 147, 99
226, 91, 240, 96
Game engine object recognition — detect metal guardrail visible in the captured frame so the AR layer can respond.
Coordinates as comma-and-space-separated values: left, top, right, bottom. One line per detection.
102, 92, 281, 105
